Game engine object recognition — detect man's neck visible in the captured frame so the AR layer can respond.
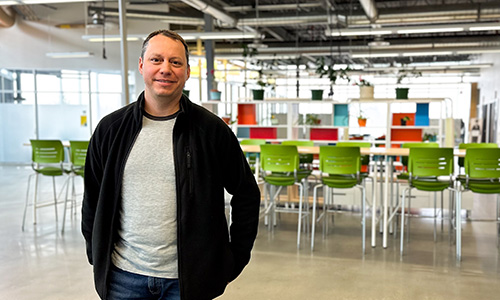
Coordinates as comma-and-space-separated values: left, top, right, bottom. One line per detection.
144, 94, 181, 117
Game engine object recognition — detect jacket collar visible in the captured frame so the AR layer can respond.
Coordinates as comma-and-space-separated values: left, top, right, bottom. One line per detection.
134, 91, 191, 123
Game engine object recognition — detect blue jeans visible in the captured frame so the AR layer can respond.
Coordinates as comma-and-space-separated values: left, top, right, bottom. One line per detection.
107, 266, 180, 300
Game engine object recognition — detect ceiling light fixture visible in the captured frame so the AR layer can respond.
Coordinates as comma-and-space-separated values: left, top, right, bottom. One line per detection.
82, 35, 142, 42
326, 22, 500, 37
0, 0, 88, 5
46, 51, 94, 58
82, 31, 262, 42
397, 27, 463, 34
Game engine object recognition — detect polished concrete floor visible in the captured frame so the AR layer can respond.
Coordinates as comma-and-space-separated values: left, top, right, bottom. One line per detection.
1, 164, 500, 300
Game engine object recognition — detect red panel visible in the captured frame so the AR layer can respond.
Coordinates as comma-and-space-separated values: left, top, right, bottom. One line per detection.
310, 128, 338, 141
250, 127, 277, 139
391, 128, 422, 141
392, 113, 416, 126
238, 104, 257, 125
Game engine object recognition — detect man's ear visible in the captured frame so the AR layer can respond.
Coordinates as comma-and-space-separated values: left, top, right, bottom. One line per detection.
139, 57, 144, 75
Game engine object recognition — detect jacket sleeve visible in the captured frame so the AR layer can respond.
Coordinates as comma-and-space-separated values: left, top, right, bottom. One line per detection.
81, 130, 104, 265
220, 130, 261, 281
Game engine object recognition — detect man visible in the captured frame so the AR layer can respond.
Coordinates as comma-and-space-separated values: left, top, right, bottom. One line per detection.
82, 29, 260, 300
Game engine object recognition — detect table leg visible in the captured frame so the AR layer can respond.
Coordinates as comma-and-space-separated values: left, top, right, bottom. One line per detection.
371, 157, 379, 248
383, 156, 392, 248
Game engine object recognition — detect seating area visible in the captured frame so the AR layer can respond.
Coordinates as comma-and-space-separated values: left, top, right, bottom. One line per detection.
238, 139, 500, 262
22, 139, 89, 234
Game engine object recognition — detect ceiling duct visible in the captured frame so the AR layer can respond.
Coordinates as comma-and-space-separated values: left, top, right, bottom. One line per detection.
180, 0, 236, 26
0, 6, 15, 28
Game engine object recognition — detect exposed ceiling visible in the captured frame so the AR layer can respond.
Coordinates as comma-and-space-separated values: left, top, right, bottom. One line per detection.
2, 0, 500, 75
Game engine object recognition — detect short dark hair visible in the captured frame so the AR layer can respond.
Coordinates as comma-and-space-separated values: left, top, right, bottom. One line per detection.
141, 29, 190, 65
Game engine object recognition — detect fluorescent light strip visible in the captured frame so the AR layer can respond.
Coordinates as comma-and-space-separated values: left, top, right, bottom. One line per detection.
351, 53, 401, 58
46, 52, 94, 58
402, 51, 454, 56
469, 26, 500, 31
86, 37, 141, 42
82, 31, 261, 42
326, 22, 500, 37
330, 30, 393, 36
0, 0, 87, 5
397, 27, 463, 34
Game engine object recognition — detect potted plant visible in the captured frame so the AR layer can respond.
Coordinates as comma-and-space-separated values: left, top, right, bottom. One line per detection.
356, 78, 374, 99
305, 114, 321, 126
357, 111, 367, 127
396, 68, 422, 99
315, 57, 351, 97
210, 88, 221, 100
252, 70, 268, 100
400, 116, 412, 126
221, 115, 236, 125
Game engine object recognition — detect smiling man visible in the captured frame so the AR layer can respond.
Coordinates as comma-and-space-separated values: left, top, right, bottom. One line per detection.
82, 30, 260, 300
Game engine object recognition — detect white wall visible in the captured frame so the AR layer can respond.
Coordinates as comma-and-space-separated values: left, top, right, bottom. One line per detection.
0, 6, 176, 99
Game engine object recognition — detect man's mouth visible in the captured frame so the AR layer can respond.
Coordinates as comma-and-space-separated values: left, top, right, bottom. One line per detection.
155, 79, 176, 84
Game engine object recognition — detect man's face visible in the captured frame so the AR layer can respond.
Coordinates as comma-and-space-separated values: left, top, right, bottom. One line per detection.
139, 34, 190, 103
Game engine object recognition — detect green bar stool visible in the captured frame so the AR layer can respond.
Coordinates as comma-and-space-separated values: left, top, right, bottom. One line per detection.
260, 144, 307, 249
311, 146, 367, 254
22, 140, 67, 231
400, 147, 454, 256
454, 148, 500, 261
61, 140, 89, 233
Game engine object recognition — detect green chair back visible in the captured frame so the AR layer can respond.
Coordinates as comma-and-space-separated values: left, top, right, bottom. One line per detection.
30, 139, 65, 176
70, 140, 89, 177
408, 147, 453, 191
319, 146, 361, 188
320, 146, 360, 175
401, 142, 439, 169
260, 144, 300, 186
31, 139, 64, 164
409, 147, 453, 177
260, 144, 299, 173
463, 148, 500, 193
458, 143, 497, 170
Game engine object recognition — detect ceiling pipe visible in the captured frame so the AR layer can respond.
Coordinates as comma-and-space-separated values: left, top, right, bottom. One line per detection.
224, 2, 322, 13
358, 0, 378, 22
180, 0, 236, 27
237, 15, 328, 27
0, 6, 15, 28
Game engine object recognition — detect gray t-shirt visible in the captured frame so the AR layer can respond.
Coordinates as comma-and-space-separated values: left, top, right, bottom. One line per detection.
112, 112, 178, 278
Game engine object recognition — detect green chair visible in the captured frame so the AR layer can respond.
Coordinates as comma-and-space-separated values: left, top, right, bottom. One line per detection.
394, 142, 440, 235
260, 144, 307, 249
61, 140, 89, 233
400, 147, 454, 255
240, 139, 267, 174
311, 146, 367, 253
22, 140, 67, 231
457, 143, 497, 175
454, 148, 500, 260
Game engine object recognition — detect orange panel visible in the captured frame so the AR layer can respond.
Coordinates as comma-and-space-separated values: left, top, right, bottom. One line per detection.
392, 113, 416, 126
391, 128, 422, 141
238, 104, 257, 125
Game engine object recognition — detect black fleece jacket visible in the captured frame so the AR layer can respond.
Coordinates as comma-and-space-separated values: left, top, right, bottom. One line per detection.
81, 92, 260, 300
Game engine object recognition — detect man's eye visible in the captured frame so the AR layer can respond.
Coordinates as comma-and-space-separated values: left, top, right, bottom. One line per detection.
151, 58, 161, 63
172, 60, 182, 66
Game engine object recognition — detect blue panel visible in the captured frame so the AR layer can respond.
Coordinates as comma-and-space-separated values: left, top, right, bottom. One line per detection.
236, 127, 250, 138
334, 104, 349, 126
415, 103, 429, 126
